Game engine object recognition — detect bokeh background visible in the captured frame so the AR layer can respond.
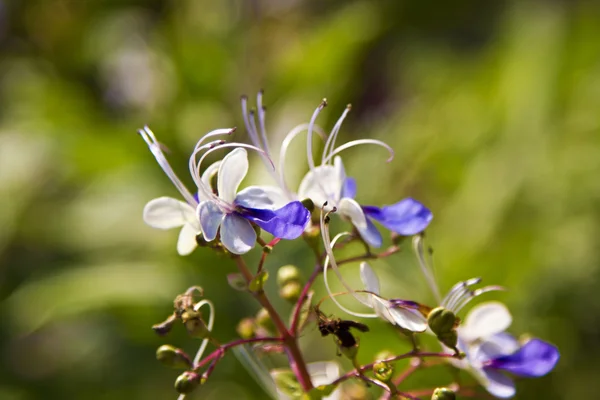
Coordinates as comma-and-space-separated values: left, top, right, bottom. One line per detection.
1, 0, 599, 399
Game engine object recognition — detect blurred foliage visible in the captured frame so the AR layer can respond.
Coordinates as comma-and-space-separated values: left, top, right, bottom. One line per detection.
1, 0, 599, 399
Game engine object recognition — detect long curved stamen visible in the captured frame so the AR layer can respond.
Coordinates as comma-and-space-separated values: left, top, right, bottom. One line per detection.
322, 138, 395, 164
139, 126, 197, 206
188, 127, 235, 184
321, 207, 378, 318
322, 104, 351, 165
413, 236, 442, 303
452, 285, 505, 314
307, 99, 327, 171
189, 139, 229, 203
177, 298, 215, 400
256, 90, 272, 158
442, 278, 481, 311
278, 123, 327, 198
241, 95, 262, 150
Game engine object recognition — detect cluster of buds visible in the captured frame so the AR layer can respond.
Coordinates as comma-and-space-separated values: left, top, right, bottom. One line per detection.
138, 91, 559, 399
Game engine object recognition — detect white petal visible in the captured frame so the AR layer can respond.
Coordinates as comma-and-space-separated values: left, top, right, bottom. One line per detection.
388, 307, 428, 332
461, 301, 512, 342
198, 201, 224, 241
220, 214, 256, 254
338, 197, 367, 230
218, 148, 248, 203
473, 333, 520, 362
297, 165, 341, 208
197, 160, 221, 202
482, 369, 516, 398
307, 362, 341, 400
235, 185, 287, 209
143, 197, 196, 229
177, 223, 199, 256
360, 262, 380, 295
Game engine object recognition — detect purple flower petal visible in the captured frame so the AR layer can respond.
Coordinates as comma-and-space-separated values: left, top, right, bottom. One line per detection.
486, 338, 560, 378
341, 177, 357, 199
240, 201, 310, 240
363, 198, 432, 235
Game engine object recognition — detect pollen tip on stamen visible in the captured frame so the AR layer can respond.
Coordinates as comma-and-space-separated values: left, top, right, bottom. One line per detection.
258, 88, 264, 95
320, 98, 328, 108
229, 127, 237, 134
346, 104, 352, 110
240, 94, 248, 101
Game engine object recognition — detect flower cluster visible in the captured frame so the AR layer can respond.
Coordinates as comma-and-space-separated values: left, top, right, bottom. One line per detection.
140, 91, 559, 399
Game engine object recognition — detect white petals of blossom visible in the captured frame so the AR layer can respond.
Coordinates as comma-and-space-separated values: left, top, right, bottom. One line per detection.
338, 197, 367, 229
143, 197, 198, 229
198, 160, 221, 202
235, 185, 285, 209
298, 165, 339, 207
359, 262, 428, 332
460, 302, 512, 342
198, 201, 225, 241
220, 214, 256, 254
306, 362, 341, 400
217, 148, 248, 203
177, 223, 199, 256
481, 369, 516, 399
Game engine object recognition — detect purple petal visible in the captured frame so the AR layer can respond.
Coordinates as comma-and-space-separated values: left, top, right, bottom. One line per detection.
388, 299, 421, 310
486, 338, 560, 378
240, 201, 310, 240
341, 177, 357, 199
363, 198, 432, 235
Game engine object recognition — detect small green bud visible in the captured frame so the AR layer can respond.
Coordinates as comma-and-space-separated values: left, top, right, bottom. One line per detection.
427, 307, 458, 336
174, 371, 201, 394
277, 265, 302, 287
373, 361, 393, 382
236, 317, 255, 339
255, 308, 275, 332
301, 198, 315, 212
182, 310, 210, 339
437, 330, 458, 351
156, 345, 192, 369
249, 271, 269, 292
302, 224, 321, 249
279, 281, 302, 303
431, 387, 456, 400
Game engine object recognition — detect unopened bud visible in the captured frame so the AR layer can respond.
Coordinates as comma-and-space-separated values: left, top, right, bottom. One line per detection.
236, 317, 255, 339
249, 271, 269, 292
300, 198, 315, 212
437, 330, 458, 351
277, 265, 302, 287
255, 308, 274, 332
156, 345, 192, 369
373, 361, 393, 382
279, 281, 302, 303
302, 224, 321, 249
427, 307, 458, 336
431, 388, 456, 400
174, 371, 201, 394
182, 310, 210, 339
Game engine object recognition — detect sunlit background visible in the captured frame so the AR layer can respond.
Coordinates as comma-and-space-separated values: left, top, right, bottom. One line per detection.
1, 0, 599, 399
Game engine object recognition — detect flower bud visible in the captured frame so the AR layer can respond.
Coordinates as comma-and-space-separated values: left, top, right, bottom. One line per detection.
181, 310, 210, 339
373, 361, 393, 382
255, 308, 275, 332
156, 345, 192, 369
277, 265, 302, 287
437, 330, 458, 351
427, 307, 458, 336
302, 224, 321, 249
301, 198, 315, 212
279, 281, 302, 303
249, 271, 269, 292
174, 371, 201, 394
236, 317, 255, 339
431, 388, 456, 400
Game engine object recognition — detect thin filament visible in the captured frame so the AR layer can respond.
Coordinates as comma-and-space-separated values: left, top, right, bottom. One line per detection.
322, 138, 395, 164
413, 235, 442, 303
322, 104, 351, 165
306, 99, 327, 171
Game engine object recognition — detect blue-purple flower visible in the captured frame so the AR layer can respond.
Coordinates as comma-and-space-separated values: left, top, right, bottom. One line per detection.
453, 302, 560, 398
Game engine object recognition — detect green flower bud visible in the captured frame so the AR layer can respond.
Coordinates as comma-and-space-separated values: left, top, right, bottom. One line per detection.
156, 345, 192, 369
255, 308, 275, 332
437, 330, 458, 351
373, 361, 393, 382
174, 371, 201, 394
431, 387, 456, 400
427, 307, 458, 336
279, 281, 302, 303
249, 271, 269, 292
277, 265, 302, 287
236, 317, 255, 339
301, 198, 315, 212
302, 224, 321, 249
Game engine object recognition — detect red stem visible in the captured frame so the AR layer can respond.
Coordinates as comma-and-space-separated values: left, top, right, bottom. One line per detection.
194, 336, 283, 371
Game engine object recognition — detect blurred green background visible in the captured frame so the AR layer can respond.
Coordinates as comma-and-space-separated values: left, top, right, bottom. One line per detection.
1, 0, 599, 399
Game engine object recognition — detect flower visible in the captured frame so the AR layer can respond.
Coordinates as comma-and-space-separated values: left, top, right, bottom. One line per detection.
196, 147, 310, 254
452, 302, 560, 398
140, 126, 310, 255
239, 93, 433, 246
